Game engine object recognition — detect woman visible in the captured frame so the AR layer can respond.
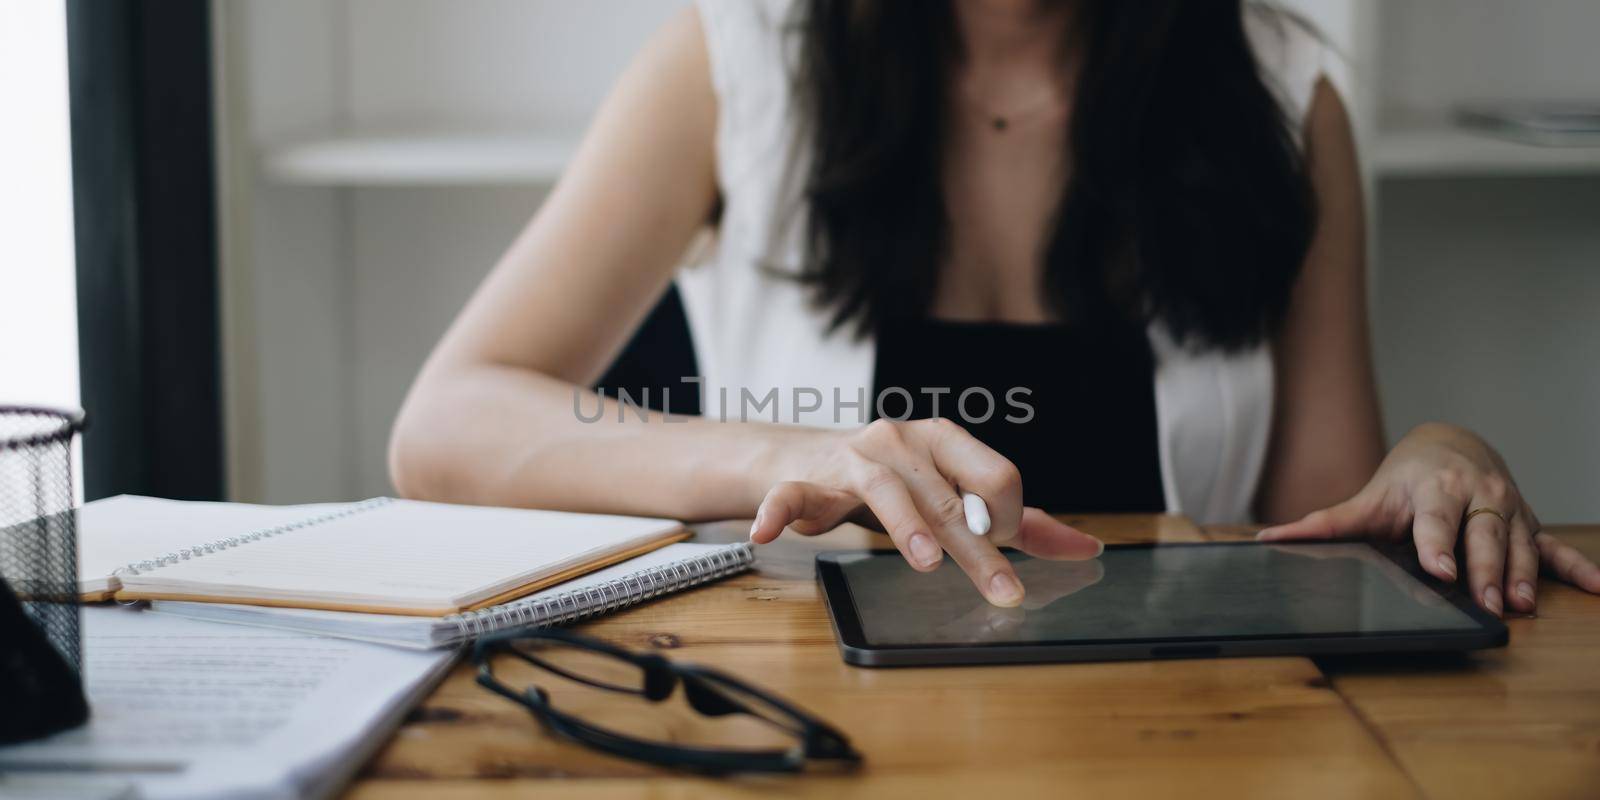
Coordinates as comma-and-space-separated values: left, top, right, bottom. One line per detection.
390, 0, 1600, 612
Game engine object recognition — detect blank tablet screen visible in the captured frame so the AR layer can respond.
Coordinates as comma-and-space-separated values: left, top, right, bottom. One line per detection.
833, 542, 1482, 647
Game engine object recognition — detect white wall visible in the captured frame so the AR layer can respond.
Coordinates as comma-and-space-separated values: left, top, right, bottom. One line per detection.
1374, 178, 1600, 523
342, 1, 679, 499
0, 1, 82, 504
222, 0, 678, 503
1366, 1, 1600, 522
0, 1, 78, 410
346, 186, 548, 495
221, 0, 349, 502
343, 0, 676, 131
1376, 0, 1600, 123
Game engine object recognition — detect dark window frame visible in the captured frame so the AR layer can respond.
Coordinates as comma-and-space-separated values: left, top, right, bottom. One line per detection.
67, 0, 224, 501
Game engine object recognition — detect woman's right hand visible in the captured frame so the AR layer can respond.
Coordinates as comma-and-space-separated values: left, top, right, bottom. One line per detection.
748, 418, 1104, 607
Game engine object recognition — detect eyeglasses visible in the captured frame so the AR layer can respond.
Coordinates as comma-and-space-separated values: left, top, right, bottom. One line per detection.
472, 628, 862, 774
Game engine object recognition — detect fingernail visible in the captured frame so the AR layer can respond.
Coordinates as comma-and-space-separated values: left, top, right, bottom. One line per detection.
1436, 554, 1457, 580
1093, 537, 1105, 557
748, 512, 762, 540
1516, 582, 1536, 606
1483, 585, 1503, 617
988, 573, 1023, 606
1256, 528, 1277, 540
908, 533, 940, 567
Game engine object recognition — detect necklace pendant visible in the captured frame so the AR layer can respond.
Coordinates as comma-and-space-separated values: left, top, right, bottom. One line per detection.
992, 116, 1008, 132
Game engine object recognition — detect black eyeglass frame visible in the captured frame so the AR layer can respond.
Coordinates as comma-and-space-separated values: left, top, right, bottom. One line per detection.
472, 628, 861, 775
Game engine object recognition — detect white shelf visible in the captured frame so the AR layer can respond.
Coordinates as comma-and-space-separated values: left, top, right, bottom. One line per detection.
260, 130, 581, 186
1372, 124, 1600, 179
262, 125, 1600, 186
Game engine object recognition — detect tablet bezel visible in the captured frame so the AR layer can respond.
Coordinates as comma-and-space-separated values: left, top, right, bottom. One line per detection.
817, 541, 1508, 667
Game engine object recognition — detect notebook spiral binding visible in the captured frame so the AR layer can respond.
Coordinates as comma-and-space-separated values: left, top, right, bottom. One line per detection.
111, 497, 395, 577
446, 542, 754, 641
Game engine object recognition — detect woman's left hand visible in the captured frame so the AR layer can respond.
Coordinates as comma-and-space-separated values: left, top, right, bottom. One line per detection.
1257, 422, 1600, 617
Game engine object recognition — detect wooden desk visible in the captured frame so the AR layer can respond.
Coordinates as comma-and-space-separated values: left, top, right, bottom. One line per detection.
351, 517, 1600, 799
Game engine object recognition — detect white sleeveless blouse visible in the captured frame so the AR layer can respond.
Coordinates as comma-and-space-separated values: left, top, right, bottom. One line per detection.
678, 0, 1328, 523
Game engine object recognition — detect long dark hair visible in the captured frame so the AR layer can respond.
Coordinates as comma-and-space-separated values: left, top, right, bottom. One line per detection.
793, 0, 1315, 351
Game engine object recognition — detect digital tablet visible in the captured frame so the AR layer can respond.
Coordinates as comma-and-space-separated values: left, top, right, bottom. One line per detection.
816, 541, 1507, 667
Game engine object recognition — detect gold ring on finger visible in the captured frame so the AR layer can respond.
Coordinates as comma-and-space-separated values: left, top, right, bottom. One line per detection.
1464, 507, 1508, 526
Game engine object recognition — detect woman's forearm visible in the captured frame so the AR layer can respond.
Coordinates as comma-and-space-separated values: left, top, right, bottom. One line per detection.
388, 362, 818, 521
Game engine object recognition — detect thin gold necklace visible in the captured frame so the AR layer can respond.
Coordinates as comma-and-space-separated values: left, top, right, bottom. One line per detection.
976, 88, 1062, 132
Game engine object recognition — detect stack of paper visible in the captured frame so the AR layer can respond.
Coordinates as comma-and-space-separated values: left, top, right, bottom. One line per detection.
0, 606, 455, 799
1456, 102, 1600, 146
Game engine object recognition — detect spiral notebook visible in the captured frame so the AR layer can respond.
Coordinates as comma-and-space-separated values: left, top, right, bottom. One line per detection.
146, 542, 754, 649
75, 495, 690, 614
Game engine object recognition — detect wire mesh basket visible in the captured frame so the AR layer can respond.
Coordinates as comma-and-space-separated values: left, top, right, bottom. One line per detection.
0, 405, 90, 743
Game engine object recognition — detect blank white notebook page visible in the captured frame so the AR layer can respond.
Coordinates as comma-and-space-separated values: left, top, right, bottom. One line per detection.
123, 499, 682, 606
76, 495, 352, 591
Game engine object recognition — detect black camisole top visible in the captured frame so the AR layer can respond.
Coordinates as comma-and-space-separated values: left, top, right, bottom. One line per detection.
871, 319, 1166, 513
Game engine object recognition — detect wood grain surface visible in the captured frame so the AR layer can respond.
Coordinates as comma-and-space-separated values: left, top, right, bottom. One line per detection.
348, 517, 1600, 799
